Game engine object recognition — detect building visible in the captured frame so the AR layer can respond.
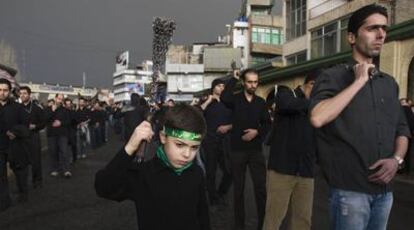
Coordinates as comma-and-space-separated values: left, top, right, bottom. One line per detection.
253, 0, 414, 102
112, 51, 153, 103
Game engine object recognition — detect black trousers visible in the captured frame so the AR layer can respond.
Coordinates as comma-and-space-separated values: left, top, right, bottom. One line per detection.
68, 128, 77, 161
30, 133, 42, 183
230, 149, 266, 230
0, 151, 11, 210
203, 134, 232, 204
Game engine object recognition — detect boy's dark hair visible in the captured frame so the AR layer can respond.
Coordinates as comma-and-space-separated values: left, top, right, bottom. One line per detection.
348, 4, 388, 35
0, 78, 12, 90
20, 86, 32, 94
240, 68, 259, 81
162, 103, 207, 137
64, 98, 72, 103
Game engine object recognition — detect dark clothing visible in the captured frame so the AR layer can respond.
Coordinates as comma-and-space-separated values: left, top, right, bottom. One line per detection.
268, 86, 315, 178
95, 149, 210, 230
221, 78, 271, 151
22, 102, 45, 132
0, 100, 29, 150
45, 106, 70, 137
204, 99, 232, 135
309, 61, 411, 194
114, 105, 146, 140
400, 106, 414, 174
230, 150, 266, 230
76, 107, 90, 123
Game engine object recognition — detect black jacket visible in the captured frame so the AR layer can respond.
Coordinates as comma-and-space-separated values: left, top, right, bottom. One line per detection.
45, 106, 71, 137
221, 77, 271, 151
0, 100, 29, 151
114, 104, 146, 140
268, 86, 315, 178
95, 149, 210, 230
22, 101, 46, 133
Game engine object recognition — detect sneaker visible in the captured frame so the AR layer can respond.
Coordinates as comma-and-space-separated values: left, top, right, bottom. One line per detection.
64, 171, 72, 178
50, 171, 59, 177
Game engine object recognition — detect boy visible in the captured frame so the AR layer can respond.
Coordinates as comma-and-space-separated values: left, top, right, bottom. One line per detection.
95, 103, 210, 230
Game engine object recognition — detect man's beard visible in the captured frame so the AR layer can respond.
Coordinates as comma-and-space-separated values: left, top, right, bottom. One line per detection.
245, 88, 256, 95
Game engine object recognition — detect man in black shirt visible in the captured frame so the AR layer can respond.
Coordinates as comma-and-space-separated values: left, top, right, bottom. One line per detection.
64, 98, 78, 163
309, 5, 411, 229
19, 86, 45, 188
263, 74, 318, 230
201, 78, 232, 206
46, 94, 71, 178
76, 97, 90, 159
221, 68, 271, 230
0, 79, 30, 210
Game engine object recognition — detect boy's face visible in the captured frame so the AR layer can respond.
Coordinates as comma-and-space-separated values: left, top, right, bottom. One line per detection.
160, 133, 201, 169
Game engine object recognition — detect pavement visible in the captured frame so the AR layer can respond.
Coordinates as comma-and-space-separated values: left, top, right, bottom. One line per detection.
1, 133, 414, 230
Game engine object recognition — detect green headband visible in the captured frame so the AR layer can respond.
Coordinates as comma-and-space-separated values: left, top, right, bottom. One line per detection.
163, 126, 202, 141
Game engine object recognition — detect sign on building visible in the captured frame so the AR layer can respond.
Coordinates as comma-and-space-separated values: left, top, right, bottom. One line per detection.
116, 51, 129, 72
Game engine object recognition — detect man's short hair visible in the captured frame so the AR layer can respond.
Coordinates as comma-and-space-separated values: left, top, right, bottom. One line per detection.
348, 4, 388, 35
0, 78, 12, 90
162, 103, 207, 137
240, 68, 259, 81
64, 98, 72, 103
79, 97, 86, 102
19, 86, 32, 94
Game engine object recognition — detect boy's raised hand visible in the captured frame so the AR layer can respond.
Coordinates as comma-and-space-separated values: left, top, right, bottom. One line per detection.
125, 121, 154, 156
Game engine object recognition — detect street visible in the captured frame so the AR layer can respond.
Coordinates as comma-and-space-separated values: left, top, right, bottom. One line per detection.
1, 133, 414, 230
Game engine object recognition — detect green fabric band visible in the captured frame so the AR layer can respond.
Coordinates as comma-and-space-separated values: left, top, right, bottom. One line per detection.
156, 146, 193, 176
163, 126, 202, 142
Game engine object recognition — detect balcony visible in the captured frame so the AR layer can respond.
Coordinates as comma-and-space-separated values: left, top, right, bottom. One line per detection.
251, 43, 283, 55
248, 0, 273, 6
309, 0, 347, 19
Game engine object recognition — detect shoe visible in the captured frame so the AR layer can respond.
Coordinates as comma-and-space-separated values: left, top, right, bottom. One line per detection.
50, 171, 59, 177
81, 154, 86, 159
64, 171, 72, 178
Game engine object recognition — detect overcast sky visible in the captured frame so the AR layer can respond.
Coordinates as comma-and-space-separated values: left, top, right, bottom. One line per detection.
0, 0, 282, 88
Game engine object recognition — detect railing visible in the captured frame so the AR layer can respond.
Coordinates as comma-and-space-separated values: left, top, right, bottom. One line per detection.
309, 0, 347, 19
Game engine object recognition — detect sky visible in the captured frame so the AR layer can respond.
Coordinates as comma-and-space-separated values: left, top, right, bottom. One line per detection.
0, 0, 282, 88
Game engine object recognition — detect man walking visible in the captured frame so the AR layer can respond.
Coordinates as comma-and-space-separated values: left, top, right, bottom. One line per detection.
221, 68, 271, 230
263, 73, 318, 230
310, 4, 411, 230
200, 78, 233, 206
19, 86, 45, 188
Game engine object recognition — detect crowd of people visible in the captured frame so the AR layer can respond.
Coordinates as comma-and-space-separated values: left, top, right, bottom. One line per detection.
2, 4, 414, 230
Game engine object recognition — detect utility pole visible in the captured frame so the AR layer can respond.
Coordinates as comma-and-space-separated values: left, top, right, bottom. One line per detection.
82, 72, 86, 88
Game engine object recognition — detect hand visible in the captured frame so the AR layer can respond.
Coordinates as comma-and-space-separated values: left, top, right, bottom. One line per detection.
217, 125, 232, 134
29, 124, 36, 130
95, 123, 100, 128
6, 131, 16, 140
125, 121, 154, 155
353, 63, 375, 86
368, 158, 399, 184
52, 120, 61, 128
241, 129, 258, 142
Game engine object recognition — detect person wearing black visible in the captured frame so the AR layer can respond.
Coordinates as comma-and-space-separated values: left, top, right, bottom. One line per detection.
45, 93, 72, 178
221, 68, 271, 230
263, 74, 318, 230
64, 98, 78, 163
400, 98, 414, 174
90, 101, 105, 148
19, 86, 45, 188
113, 93, 146, 141
0, 79, 30, 210
95, 104, 210, 230
309, 5, 411, 229
200, 78, 233, 206
76, 97, 90, 159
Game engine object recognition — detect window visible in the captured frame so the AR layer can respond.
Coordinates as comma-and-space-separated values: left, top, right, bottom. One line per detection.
252, 26, 283, 45
286, 0, 307, 41
286, 51, 307, 65
311, 17, 350, 59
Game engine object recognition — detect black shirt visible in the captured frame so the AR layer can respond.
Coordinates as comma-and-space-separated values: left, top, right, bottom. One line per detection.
22, 101, 45, 133
76, 107, 90, 124
310, 60, 411, 194
45, 106, 71, 137
203, 99, 232, 136
221, 78, 271, 151
0, 100, 29, 150
95, 149, 210, 230
268, 86, 315, 178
